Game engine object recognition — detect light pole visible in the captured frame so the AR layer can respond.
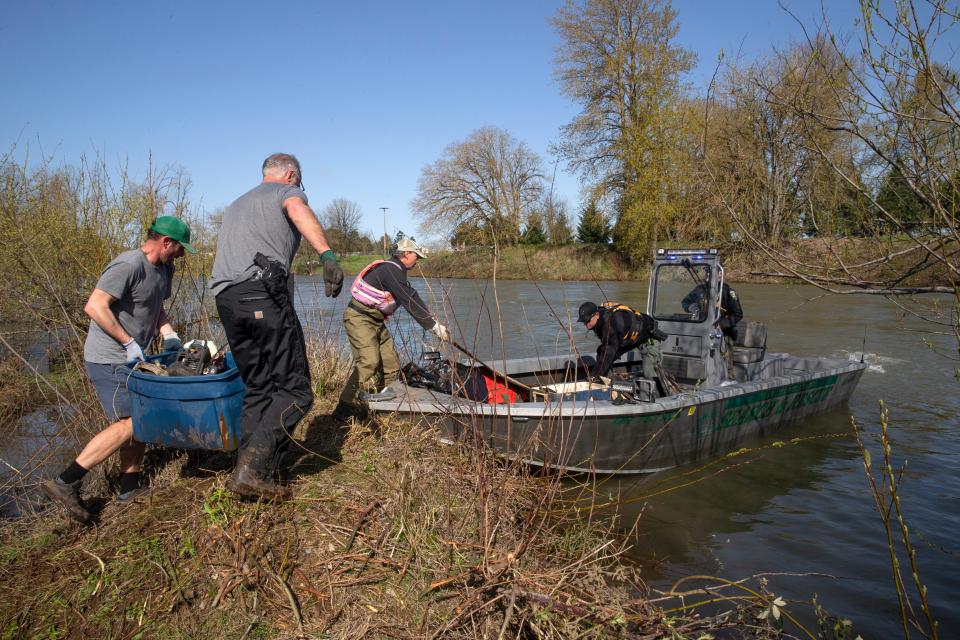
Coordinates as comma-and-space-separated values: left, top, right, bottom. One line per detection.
380, 207, 389, 258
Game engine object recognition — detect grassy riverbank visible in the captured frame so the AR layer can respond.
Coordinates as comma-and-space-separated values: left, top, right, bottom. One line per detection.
0, 340, 833, 638
300, 246, 641, 281
306, 238, 952, 287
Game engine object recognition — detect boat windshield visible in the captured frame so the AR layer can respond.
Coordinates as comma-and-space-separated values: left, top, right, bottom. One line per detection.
652, 263, 713, 322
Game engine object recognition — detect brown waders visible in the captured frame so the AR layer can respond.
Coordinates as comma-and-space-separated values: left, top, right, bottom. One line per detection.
723, 334, 735, 379
638, 338, 663, 380
335, 302, 401, 418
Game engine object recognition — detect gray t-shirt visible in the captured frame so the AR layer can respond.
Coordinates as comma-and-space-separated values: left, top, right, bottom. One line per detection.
210, 182, 307, 296
83, 249, 174, 364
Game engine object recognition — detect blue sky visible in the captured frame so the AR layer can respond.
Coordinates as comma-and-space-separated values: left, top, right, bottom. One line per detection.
2, 1, 865, 245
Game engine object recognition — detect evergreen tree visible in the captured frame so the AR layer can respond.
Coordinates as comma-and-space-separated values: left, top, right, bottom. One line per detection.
521, 213, 547, 244
577, 200, 611, 244
543, 195, 574, 245
876, 164, 932, 232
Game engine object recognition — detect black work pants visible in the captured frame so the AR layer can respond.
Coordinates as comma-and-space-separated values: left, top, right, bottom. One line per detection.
216, 278, 313, 477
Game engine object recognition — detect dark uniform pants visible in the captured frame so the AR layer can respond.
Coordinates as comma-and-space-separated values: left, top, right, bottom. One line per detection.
338, 303, 400, 408
216, 278, 313, 476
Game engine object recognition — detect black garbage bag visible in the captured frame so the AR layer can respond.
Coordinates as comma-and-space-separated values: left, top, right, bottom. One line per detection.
401, 361, 452, 394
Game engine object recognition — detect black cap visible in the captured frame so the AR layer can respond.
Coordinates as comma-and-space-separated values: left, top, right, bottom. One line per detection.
578, 302, 599, 323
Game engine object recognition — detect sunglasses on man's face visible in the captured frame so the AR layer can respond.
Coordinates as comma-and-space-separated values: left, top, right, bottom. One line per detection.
290, 171, 305, 192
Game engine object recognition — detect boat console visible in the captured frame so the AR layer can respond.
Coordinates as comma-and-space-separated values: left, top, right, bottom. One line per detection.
646, 248, 768, 388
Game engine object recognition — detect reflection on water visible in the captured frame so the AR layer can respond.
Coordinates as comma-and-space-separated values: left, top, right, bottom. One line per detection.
609, 409, 855, 569
299, 275, 959, 636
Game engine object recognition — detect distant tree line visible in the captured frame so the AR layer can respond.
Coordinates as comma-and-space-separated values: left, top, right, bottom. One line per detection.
294, 197, 385, 266
409, 0, 958, 277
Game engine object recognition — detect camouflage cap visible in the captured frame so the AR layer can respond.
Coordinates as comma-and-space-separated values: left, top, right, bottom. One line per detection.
394, 237, 428, 259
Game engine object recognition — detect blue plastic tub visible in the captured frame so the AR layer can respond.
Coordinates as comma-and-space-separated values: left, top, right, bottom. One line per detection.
122, 353, 245, 451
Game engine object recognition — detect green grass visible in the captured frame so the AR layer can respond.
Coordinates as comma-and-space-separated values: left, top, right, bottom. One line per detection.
0, 530, 57, 565
338, 253, 385, 275
291, 253, 383, 276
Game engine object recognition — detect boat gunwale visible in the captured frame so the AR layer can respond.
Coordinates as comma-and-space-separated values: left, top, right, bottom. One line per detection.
368, 355, 868, 418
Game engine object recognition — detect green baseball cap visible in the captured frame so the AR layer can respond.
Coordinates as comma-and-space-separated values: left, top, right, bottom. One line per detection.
150, 216, 197, 253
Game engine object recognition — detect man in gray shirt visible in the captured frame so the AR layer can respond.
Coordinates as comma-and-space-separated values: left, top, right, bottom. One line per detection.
42, 216, 195, 524
212, 153, 343, 500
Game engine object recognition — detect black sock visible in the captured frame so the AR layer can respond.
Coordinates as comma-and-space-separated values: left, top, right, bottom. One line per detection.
119, 472, 141, 494
58, 461, 89, 485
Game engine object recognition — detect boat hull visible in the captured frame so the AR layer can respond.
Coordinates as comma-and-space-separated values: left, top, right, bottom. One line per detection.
369, 356, 867, 474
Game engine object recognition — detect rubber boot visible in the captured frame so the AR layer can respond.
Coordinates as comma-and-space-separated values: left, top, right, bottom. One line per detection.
331, 402, 357, 423
41, 478, 90, 524
227, 446, 291, 501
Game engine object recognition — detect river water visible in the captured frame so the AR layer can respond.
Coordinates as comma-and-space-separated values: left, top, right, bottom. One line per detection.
4, 273, 956, 636
295, 274, 959, 637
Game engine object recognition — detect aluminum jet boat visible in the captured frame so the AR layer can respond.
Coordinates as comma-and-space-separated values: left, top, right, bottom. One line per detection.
367, 249, 867, 473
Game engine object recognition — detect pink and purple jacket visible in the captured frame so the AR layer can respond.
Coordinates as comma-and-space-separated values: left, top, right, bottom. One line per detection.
350, 260, 401, 315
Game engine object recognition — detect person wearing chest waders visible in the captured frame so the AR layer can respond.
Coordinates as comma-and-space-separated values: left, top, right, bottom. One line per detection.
578, 301, 667, 381
41, 216, 195, 524
333, 237, 450, 422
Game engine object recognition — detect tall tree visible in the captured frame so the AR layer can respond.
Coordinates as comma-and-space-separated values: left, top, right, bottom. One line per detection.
697, 35, 869, 245
412, 127, 544, 253
553, 0, 694, 263
719, 1, 960, 368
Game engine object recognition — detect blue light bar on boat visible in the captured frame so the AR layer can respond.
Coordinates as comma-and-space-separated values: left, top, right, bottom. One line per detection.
657, 248, 719, 260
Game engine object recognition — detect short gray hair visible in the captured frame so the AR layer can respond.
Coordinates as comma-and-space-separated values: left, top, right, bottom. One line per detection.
262, 153, 301, 179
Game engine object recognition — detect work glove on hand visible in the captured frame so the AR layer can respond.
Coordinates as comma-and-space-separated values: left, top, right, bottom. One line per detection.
430, 322, 450, 342
161, 331, 182, 352
320, 250, 344, 297
123, 338, 146, 363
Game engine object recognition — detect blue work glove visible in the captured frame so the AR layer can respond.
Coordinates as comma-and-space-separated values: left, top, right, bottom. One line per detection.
123, 338, 146, 363
320, 250, 344, 298
161, 331, 182, 352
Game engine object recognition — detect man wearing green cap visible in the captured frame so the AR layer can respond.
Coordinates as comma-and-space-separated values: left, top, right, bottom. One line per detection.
41, 216, 196, 524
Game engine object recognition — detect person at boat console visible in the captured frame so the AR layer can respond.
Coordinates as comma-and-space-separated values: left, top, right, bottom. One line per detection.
681, 281, 743, 341
333, 237, 450, 422
682, 281, 743, 377
578, 301, 667, 381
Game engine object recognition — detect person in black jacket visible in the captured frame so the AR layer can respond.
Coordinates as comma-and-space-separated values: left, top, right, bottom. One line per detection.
578, 301, 666, 380
681, 282, 743, 340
